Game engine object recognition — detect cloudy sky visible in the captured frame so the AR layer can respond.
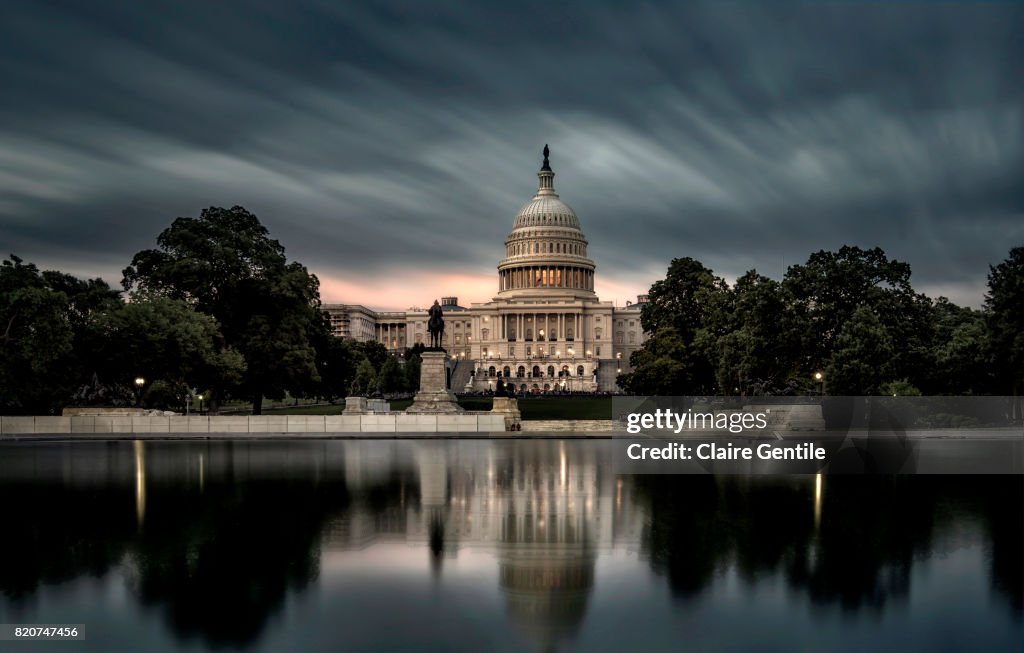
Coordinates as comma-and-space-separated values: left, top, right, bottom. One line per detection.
1, 1, 1021, 309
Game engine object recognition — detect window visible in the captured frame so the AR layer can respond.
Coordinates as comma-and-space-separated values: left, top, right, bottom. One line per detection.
596, 346, 601, 356
503, 366, 510, 377
517, 366, 525, 377
488, 366, 496, 377
547, 365, 555, 377
577, 365, 584, 377
532, 365, 541, 377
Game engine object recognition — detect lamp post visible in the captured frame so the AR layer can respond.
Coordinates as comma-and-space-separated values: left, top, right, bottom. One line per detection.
134, 377, 145, 407
197, 394, 204, 415
814, 371, 825, 396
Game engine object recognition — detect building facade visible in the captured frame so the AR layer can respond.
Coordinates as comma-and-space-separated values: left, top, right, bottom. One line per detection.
324, 148, 648, 392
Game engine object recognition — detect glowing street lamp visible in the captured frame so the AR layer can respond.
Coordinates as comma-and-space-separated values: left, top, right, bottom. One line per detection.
814, 371, 825, 396
134, 377, 145, 407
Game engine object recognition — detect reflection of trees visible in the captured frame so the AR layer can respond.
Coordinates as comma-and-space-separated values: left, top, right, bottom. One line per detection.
0, 484, 135, 600
0, 443, 354, 647
635, 475, 1022, 616
132, 475, 350, 647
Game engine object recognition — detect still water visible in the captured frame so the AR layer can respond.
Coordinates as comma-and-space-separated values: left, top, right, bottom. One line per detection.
0, 440, 1020, 652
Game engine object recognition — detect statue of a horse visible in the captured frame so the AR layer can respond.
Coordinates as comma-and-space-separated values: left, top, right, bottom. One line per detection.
427, 299, 445, 349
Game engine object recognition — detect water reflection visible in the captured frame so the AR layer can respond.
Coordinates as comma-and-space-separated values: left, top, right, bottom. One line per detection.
0, 440, 1019, 652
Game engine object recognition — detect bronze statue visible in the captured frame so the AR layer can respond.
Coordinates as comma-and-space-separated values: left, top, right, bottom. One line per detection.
427, 299, 445, 349
542, 144, 550, 170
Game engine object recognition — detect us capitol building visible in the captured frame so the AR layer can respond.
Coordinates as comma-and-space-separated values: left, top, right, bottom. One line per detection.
324, 147, 648, 393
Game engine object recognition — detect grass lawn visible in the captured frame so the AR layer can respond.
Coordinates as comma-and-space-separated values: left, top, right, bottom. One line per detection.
265, 396, 614, 420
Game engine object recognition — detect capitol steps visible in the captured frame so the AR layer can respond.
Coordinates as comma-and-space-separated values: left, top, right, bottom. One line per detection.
596, 364, 621, 392
449, 359, 474, 392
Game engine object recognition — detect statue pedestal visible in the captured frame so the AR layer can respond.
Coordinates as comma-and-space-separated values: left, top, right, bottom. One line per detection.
491, 396, 521, 430
407, 351, 464, 414
344, 396, 368, 414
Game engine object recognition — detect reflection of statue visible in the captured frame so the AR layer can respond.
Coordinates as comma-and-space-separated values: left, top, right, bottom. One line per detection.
427, 300, 445, 349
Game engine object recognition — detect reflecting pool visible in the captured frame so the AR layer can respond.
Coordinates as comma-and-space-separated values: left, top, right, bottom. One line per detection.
0, 440, 1020, 652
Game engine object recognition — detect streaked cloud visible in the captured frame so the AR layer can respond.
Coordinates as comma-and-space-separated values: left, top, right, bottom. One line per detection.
0, 1, 1020, 309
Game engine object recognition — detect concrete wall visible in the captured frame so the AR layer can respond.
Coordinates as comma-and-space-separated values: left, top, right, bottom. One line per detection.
0, 414, 507, 435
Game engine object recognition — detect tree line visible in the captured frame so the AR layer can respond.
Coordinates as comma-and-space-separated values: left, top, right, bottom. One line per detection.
0, 206, 418, 415
3, 206, 1019, 415
618, 245, 1023, 405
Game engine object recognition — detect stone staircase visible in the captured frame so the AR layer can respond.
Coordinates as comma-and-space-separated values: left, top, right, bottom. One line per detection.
449, 359, 474, 391
595, 364, 621, 391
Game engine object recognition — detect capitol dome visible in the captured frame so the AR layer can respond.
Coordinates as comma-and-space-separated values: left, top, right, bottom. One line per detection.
497, 145, 596, 298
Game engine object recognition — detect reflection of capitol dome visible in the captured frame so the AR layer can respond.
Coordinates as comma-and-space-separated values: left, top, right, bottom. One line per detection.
494, 441, 598, 651
498, 145, 597, 299
500, 549, 595, 651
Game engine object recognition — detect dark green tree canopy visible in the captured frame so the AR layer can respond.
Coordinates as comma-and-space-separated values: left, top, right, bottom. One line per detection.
985, 246, 1024, 395
122, 206, 328, 413
0, 256, 74, 413
641, 257, 726, 338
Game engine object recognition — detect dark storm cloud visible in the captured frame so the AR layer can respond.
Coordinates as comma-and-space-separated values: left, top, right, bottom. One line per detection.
1, 1, 1020, 307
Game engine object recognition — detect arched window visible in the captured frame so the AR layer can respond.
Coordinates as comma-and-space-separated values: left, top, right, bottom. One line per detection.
577, 365, 584, 376
517, 366, 525, 377
488, 366, 496, 377
503, 366, 510, 377
547, 365, 555, 377
532, 365, 541, 377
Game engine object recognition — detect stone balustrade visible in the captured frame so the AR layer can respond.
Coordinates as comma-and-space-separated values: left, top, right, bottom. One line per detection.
0, 413, 507, 435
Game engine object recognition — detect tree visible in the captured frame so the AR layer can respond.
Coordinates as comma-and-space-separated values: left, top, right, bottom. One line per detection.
122, 206, 328, 414
377, 356, 405, 394
404, 343, 426, 391
352, 341, 389, 373
927, 298, 991, 395
0, 256, 74, 414
985, 246, 1024, 418
311, 336, 359, 402
93, 295, 245, 401
641, 257, 727, 338
825, 305, 894, 395
708, 271, 803, 395
622, 258, 726, 395
617, 327, 690, 395
354, 359, 377, 394
784, 246, 932, 387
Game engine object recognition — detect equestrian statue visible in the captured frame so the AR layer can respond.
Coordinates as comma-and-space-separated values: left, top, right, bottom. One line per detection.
427, 299, 445, 349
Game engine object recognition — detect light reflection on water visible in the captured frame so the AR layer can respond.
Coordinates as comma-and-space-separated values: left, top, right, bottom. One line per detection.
0, 440, 1019, 652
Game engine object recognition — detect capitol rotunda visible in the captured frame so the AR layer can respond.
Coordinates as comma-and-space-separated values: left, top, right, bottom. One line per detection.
324, 146, 648, 393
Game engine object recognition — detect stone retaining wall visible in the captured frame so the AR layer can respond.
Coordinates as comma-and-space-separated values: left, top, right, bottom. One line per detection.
0, 413, 506, 435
